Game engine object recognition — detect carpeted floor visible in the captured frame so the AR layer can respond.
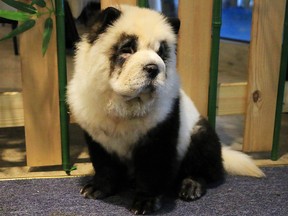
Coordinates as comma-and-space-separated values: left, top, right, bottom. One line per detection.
1, 167, 288, 216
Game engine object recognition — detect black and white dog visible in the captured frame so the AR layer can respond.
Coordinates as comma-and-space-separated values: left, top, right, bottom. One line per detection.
67, 5, 264, 215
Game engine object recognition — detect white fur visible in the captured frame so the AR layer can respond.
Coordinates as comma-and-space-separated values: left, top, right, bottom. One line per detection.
222, 147, 265, 177
67, 5, 264, 177
177, 90, 201, 160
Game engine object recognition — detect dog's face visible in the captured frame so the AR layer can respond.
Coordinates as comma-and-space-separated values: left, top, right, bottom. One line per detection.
90, 6, 179, 100
108, 33, 168, 101
71, 5, 180, 118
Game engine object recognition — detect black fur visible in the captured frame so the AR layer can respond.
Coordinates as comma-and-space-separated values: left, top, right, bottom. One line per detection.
179, 118, 224, 182
82, 132, 129, 199
166, 17, 180, 35
178, 117, 225, 201
157, 41, 170, 63
110, 34, 138, 72
88, 7, 121, 43
81, 98, 225, 214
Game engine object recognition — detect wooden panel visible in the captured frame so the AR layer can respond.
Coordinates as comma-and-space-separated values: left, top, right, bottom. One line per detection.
177, 1, 213, 116
0, 92, 24, 128
217, 82, 247, 115
100, 0, 137, 9
243, 0, 286, 152
20, 2, 62, 166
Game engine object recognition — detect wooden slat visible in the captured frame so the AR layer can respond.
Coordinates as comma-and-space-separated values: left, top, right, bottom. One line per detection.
20, 2, 62, 166
243, 0, 286, 152
217, 82, 247, 115
0, 92, 24, 128
177, 1, 213, 116
100, 0, 137, 9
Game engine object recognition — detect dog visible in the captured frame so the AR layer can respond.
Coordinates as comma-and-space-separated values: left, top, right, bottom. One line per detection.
67, 5, 264, 215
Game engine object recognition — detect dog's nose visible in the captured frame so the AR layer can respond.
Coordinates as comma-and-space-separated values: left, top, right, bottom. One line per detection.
144, 64, 159, 79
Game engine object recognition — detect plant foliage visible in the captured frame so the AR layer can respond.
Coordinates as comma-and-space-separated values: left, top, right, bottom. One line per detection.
0, 0, 55, 56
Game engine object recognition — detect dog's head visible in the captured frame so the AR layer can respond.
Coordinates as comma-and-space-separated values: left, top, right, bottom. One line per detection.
72, 5, 180, 118
90, 5, 179, 97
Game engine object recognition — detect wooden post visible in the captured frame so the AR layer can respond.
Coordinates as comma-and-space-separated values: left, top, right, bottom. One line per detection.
20, 2, 62, 166
100, 0, 137, 9
243, 0, 286, 152
177, 1, 213, 116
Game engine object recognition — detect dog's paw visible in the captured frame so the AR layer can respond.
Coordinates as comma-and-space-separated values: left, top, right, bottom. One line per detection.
178, 178, 206, 201
130, 195, 162, 215
80, 183, 110, 199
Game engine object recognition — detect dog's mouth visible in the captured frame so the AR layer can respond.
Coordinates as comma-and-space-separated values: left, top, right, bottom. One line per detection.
121, 84, 156, 101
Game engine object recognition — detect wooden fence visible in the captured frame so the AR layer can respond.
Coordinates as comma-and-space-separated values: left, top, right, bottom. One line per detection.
0, 0, 287, 167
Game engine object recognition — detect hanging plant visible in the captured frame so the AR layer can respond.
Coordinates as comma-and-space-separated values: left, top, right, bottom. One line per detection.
0, 0, 55, 56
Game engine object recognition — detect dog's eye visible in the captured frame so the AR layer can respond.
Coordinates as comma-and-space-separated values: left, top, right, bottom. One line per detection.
120, 46, 134, 54
157, 41, 169, 61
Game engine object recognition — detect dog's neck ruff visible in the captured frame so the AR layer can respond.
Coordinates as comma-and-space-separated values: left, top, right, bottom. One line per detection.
87, 90, 178, 159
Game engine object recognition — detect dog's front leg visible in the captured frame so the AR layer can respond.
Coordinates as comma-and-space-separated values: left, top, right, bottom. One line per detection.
130, 165, 165, 215
81, 132, 127, 199
130, 192, 162, 215
130, 142, 177, 214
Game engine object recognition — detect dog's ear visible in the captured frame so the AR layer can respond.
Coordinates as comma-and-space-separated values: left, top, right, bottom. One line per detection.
88, 7, 121, 43
167, 18, 180, 35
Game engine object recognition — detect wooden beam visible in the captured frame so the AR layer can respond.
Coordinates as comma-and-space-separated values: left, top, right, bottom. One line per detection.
177, 1, 213, 116
20, 2, 62, 166
243, 0, 286, 152
217, 82, 247, 115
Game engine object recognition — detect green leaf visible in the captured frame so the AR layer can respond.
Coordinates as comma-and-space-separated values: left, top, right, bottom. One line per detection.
2, 0, 37, 14
0, 10, 33, 21
31, 0, 46, 8
0, 19, 36, 42
42, 17, 53, 56
70, 165, 77, 171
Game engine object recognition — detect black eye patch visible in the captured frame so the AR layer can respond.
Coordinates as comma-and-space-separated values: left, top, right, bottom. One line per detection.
157, 41, 170, 62
118, 37, 137, 54
110, 34, 138, 72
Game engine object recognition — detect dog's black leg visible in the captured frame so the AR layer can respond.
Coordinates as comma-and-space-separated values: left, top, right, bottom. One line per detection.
130, 194, 162, 215
177, 117, 225, 201
178, 177, 206, 201
130, 137, 177, 214
130, 165, 167, 215
130, 98, 180, 214
81, 132, 127, 199
131, 134, 179, 214
80, 169, 119, 199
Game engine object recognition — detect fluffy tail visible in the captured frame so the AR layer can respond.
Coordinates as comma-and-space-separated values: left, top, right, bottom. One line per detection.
222, 147, 265, 178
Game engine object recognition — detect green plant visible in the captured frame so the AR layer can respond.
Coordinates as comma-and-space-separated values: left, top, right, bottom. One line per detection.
0, 0, 55, 56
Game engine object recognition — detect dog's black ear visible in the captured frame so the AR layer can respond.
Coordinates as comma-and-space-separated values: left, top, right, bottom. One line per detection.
88, 7, 121, 43
167, 17, 180, 35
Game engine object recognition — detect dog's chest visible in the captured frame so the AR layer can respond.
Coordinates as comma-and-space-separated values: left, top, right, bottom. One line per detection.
89, 118, 152, 159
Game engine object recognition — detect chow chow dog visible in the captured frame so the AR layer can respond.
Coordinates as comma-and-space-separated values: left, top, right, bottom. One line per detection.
67, 5, 264, 214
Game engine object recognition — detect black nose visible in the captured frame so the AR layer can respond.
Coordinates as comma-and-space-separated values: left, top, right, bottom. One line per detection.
144, 64, 159, 79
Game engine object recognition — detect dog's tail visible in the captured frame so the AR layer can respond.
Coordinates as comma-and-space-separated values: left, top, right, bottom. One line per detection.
222, 146, 265, 178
